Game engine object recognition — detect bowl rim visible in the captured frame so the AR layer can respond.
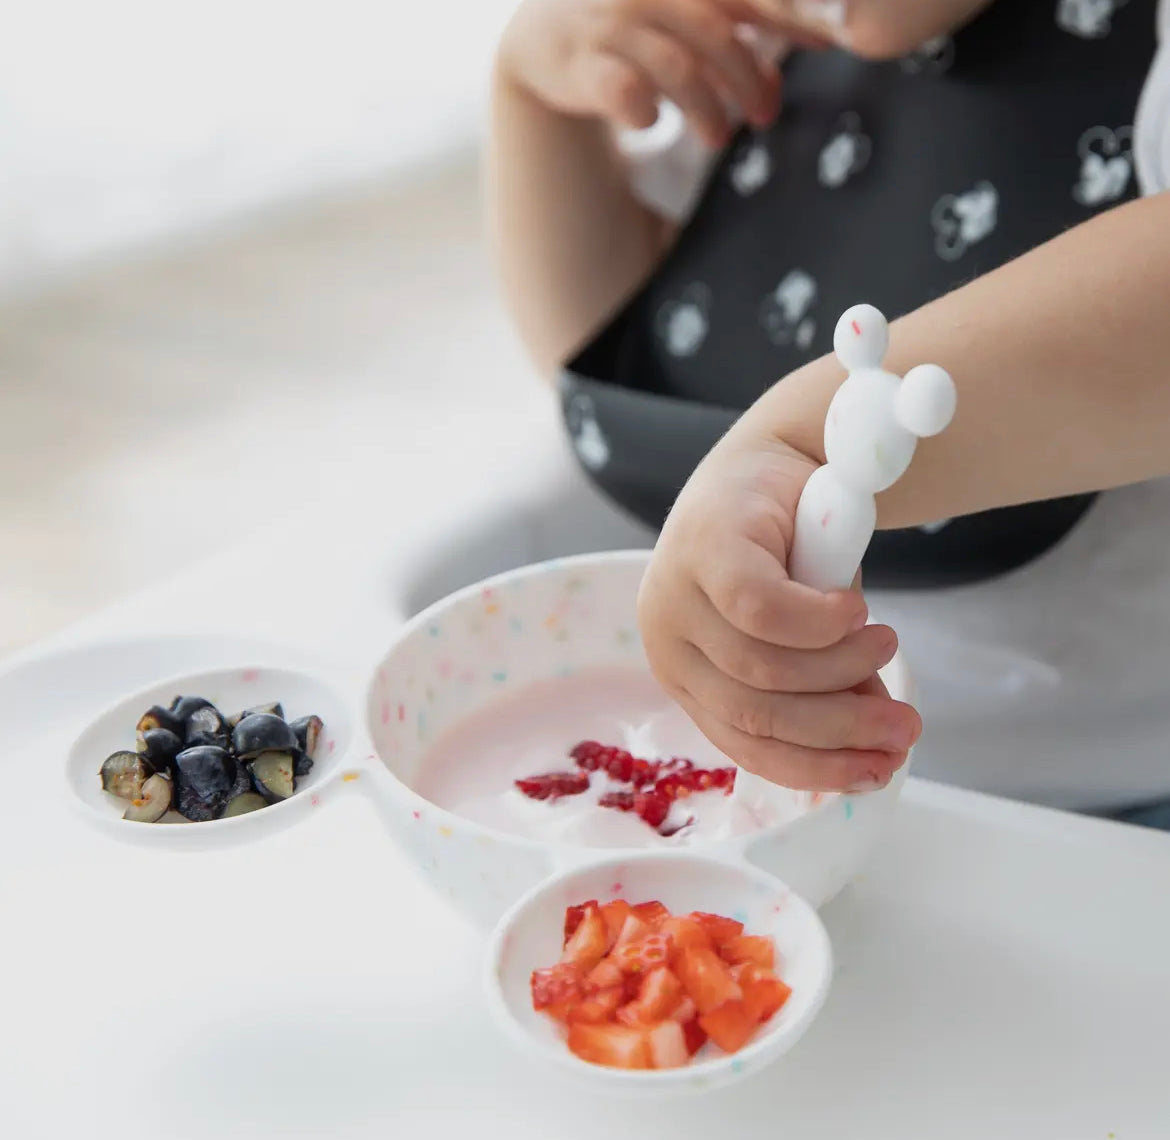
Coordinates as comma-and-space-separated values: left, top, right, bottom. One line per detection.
363, 549, 909, 854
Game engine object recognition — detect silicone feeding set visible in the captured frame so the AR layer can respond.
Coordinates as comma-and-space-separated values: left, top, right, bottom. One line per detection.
64, 306, 955, 1094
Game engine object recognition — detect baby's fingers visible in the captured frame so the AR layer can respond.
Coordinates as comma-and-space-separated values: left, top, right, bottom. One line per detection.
645, 0, 780, 126
687, 591, 898, 692
682, 642, 921, 753
612, 27, 731, 145
680, 695, 906, 793
700, 540, 867, 649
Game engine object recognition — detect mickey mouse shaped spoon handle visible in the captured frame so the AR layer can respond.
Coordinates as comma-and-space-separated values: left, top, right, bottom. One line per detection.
733, 304, 957, 807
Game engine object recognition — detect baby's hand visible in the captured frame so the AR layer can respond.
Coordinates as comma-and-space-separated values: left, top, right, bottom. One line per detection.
498, 0, 789, 148
637, 427, 921, 792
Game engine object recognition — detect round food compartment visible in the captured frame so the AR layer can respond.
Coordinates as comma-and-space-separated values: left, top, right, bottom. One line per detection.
67, 664, 355, 847
484, 852, 832, 1095
365, 550, 912, 929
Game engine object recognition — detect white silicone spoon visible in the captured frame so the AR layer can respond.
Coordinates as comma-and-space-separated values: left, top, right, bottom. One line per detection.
733, 304, 957, 813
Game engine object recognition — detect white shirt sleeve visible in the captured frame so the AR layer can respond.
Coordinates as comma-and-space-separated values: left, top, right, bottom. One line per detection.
1134, 0, 1170, 193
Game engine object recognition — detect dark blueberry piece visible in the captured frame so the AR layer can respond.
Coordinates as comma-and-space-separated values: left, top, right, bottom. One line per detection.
173, 745, 236, 820
184, 704, 229, 749
289, 715, 323, 759
138, 727, 183, 772
251, 751, 295, 802
136, 705, 184, 738
123, 774, 172, 823
223, 792, 267, 817
169, 695, 216, 721
100, 751, 150, 800
232, 713, 297, 760
227, 701, 284, 729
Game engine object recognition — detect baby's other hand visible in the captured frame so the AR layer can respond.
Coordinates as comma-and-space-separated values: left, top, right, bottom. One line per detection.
498, 0, 789, 148
637, 428, 921, 792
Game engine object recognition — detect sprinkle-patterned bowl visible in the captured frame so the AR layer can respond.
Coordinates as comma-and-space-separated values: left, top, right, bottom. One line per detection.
362, 550, 912, 930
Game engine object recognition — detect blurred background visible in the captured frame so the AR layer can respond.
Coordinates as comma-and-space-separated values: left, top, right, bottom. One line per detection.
0, 0, 531, 655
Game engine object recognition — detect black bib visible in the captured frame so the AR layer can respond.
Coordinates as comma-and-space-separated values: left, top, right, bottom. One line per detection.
563, 0, 1157, 587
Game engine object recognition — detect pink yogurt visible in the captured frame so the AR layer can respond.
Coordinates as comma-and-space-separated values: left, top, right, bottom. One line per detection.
414, 667, 802, 848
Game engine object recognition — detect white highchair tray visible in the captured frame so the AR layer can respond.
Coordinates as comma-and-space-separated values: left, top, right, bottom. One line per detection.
2, 633, 1168, 1138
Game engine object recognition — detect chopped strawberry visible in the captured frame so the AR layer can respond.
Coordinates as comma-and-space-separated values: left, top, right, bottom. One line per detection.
617, 966, 683, 1024
614, 933, 673, 975
584, 958, 624, 992
631, 900, 670, 928
690, 912, 745, 947
568, 986, 624, 1024
699, 999, 758, 1053
598, 790, 634, 812
681, 1017, 708, 1056
600, 899, 633, 947
634, 789, 671, 829
669, 996, 697, 1023
739, 964, 792, 1022
659, 915, 713, 954
515, 771, 590, 801
721, 935, 775, 970
531, 963, 583, 1010
561, 903, 608, 970
612, 913, 652, 949
645, 1019, 689, 1069
568, 1022, 650, 1070
676, 947, 743, 1015
563, 900, 599, 945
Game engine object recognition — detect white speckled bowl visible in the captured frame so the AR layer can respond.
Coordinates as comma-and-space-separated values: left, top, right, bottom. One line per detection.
364, 549, 911, 930
360, 549, 910, 1089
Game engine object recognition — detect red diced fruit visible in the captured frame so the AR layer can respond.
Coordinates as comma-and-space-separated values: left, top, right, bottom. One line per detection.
614, 933, 673, 975
568, 1023, 650, 1070
618, 967, 683, 1025
515, 771, 589, 801
631, 900, 670, 928
690, 912, 745, 946
739, 965, 792, 1022
699, 1000, 758, 1053
600, 899, 633, 947
562, 903, 608, 970
645, 1020, 690, 1069
569, 987, 624, 1024
633, 790, 670, 829
598, 791, 634, 812
613, 913, 652, 949
659, 915, 713, 954
676, 947, 743, 1015
532, 899, 786, 1071
722, 935, 775, 970
681, 1017, 709, 1056
563, 900, 598, 945
584, 958, 624, 991
531, 963, 583, 1010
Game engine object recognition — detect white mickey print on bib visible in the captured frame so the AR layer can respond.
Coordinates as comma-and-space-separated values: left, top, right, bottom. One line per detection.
655, 283, 711, 358
899, 34, 956, 75
759, 270, 818, 349
931, 181, 999, 261
818, 113, 871, 189
1056, 0, 1126, 39
1072, 125, 1133, 206
729, 138, 772, 196
564, 392, 610, 472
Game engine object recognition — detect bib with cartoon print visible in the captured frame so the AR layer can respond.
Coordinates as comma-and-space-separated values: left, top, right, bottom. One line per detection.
564, 0, 1157, 587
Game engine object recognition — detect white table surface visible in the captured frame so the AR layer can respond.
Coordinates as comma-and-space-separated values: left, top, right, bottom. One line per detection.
2, 409, 1169, 1139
